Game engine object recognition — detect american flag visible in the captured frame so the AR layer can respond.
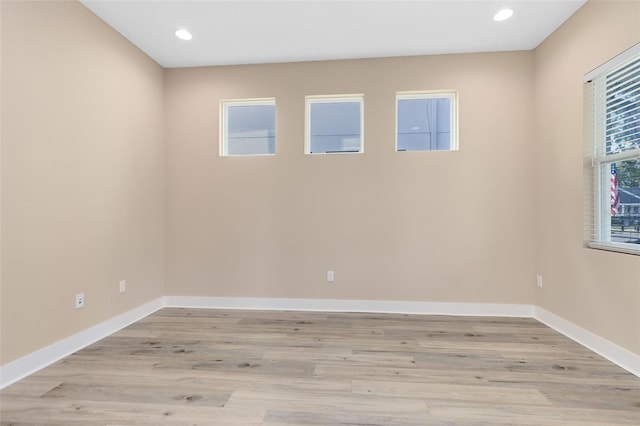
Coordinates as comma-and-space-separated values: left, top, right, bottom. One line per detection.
611, 163, 620, 215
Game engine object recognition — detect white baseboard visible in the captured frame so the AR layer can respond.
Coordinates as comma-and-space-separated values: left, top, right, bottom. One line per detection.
2, 297, 637, 389
0, 297, 164, 389
533, 306, 640, 377
164, 296, 534, 317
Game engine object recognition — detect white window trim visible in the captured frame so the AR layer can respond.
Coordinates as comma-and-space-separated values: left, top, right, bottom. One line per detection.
305, 94, 364, 155
219, 97, 276, 157
584, 43, 640, 255
395, 90, 458, 152
588, 241, 640, 256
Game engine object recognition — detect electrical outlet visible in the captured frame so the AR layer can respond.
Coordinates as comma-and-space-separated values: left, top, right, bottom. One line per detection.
119, 279, 126, 293
75, 293, 85, 309
327, 270, 334, 282
536, 275, 543, 288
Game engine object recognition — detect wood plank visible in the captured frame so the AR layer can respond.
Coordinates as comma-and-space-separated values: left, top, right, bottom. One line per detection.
352, 379, 552, 405
224, 389, 430, 416
428, 400, 640, 425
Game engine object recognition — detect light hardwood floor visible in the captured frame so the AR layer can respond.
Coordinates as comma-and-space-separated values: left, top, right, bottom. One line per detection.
1, 308, 639, 425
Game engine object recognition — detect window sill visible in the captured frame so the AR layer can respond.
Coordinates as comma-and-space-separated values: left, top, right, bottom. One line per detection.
587, 242, 640, 256
306, 151, 363, 155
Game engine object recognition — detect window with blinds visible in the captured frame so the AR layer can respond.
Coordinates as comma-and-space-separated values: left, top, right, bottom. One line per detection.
584, 43, 640, 254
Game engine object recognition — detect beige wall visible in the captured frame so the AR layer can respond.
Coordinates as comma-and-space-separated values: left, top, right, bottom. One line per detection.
164, 52, 536, 304
0, 1, 165, 364
534, 0, 640, 355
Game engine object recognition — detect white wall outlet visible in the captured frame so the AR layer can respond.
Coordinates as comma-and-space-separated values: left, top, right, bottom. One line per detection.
327, 270, 335, 282
536, 275, 543, 288
75, 293, 85, 309
119, 279, 126, 293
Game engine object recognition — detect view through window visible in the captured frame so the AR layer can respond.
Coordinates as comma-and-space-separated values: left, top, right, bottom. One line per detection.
586, 45, 640, 251
220, 99, 276, 156
396, 92, 457, 151
305, 95, 363, 154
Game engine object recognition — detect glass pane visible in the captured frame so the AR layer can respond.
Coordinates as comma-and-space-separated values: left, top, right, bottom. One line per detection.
309, 101, 361, 153
227, 104, 275, 155
436, 131, 451, 150
610, 158, 640, 244
397, 97, 451, 151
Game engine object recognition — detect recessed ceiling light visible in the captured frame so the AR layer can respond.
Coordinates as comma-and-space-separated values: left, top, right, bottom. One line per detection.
175, 29, 193, 41
494, 8, 514, 22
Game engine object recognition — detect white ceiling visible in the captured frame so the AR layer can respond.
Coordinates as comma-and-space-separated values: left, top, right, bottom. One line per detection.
80, 0, 586, 68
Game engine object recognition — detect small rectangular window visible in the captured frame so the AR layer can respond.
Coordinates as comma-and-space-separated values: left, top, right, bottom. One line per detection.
396, 91, 457, 152
220, 98, 276, 156
305, 95, 363, 154
584, 43, 640, 255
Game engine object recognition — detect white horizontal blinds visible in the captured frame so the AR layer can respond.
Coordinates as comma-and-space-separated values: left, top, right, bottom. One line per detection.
583, 84, 598, 243
590, 75, 609, 242
604, 56, 640, 156
585, 44, 640, 251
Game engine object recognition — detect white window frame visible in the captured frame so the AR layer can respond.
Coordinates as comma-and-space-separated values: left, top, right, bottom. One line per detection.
305, 94, 364, 155
584, 43, 640, 255
219, 98, 276, 157
396, 90, 458, 152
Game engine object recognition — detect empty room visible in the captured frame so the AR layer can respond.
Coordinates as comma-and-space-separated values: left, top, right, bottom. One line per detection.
1, 0, 639, 424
